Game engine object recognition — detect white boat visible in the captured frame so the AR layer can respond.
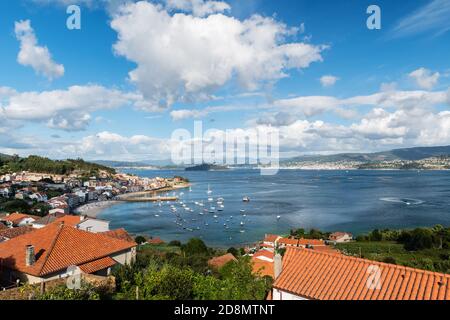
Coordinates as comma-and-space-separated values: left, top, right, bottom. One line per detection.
277, 215, 281, 220
207, 184, 212, 195
155, 214, 160, 217
240, 221, 245, 226
243, 196, 250, 202
208, 197, 214, 202
240, 209, 246, 214
213, 215, 218, 218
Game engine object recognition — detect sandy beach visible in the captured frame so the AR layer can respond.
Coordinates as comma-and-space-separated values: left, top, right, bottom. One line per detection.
74, 201, 121, 218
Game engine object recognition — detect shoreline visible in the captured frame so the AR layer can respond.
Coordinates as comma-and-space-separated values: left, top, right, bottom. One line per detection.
75, 182, 191, 218
74, 200, 121, 218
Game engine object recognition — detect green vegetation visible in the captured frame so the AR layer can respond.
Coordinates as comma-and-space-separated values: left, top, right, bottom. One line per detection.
111, 239, 272, 300
336, 225, 450, 274
0, 155, 115, 176
135, 236, 147, 245
0, 199, 50, 216
290, 228, 330, 239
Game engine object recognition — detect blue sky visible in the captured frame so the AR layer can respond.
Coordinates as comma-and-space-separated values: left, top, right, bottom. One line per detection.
0, 0, 449, 161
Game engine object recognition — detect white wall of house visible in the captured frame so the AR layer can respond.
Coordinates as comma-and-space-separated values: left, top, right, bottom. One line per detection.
334, 234, 353, 243
17, 218, 36, 227
111, 247, 136, 265
272, 289, 309, 300
77, 219, 110, 233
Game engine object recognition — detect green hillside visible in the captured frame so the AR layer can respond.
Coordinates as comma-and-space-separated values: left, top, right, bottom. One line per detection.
0, 155, 116, 176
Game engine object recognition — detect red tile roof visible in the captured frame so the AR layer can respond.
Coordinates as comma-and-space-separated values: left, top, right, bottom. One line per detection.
148, 237, 165, 245
253, 250, 274, 261
1, 213, 40, 225
274, 247, 450, 300
278, 238, 299, 246
252, 258, 274, 278
297, 238, 325, 247
102, 229, 136, 244
264, 234, 280, 243
78, 256, 117, 274
208, 253, 237, 269
50, 215, 82, 226
0, 224, 136, 277
0, 226, 35, 240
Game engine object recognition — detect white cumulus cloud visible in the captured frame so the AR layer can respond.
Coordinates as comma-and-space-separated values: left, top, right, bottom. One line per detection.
320, 75, 339, 87
408, 68, 440, 90
14, 20, 65, 80
110, 1, 326, 110
0, 85, 137, 131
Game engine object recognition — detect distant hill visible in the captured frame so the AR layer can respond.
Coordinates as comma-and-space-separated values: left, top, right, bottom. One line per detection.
93, 159, 177, 168
284, 145, 450, 164
0, 154, 116, 175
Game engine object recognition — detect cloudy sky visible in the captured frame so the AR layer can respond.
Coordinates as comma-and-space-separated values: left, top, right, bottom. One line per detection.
0, 0, 449, 161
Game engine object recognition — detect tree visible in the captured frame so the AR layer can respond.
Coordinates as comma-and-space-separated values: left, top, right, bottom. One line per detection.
181, 238, 208, 256
227, 247, 239, 257
194, 258, 272, 300
169, 240, 182, 247
369, 229, 383, 242
134, 263, 196, 300
135, 236, 147, 245
403, 228, 434, 251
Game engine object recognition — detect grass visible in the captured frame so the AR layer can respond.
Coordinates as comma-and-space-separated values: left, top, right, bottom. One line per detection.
138, 243, 182, 255
335, 241, 450, 274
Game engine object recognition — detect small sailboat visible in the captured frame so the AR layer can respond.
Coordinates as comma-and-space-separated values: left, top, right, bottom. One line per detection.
240, 221, 245, 226
207, 184, 212, 195
243, 196, 250, 202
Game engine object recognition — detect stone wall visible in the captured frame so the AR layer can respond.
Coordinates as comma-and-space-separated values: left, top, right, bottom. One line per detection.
0, 274, 115, 300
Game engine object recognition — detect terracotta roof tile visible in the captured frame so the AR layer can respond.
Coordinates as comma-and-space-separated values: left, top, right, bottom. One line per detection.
1, 213, 40, 225
78, 256, 117, 274
297, 238, 325, 246
101, 229, 136, 244
208, 253, 237, 269
253, 250, 274, 261
264, 234, 280, 243
273, 247, 450, 300
50, 215, 82, 226
252, 258, 274, 278
0, 224, 136, 277
0, 226, 35, 240
277, 238, 299, 246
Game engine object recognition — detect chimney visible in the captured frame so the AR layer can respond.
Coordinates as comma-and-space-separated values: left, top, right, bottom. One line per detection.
25, 245, 35, 266
274, 253, 283, 279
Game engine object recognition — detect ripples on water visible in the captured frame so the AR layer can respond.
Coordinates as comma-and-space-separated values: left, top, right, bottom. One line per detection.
98, 169, 450, 247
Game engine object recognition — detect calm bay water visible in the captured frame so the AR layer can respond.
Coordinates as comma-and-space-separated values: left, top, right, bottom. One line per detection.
98, 169, 450, 247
